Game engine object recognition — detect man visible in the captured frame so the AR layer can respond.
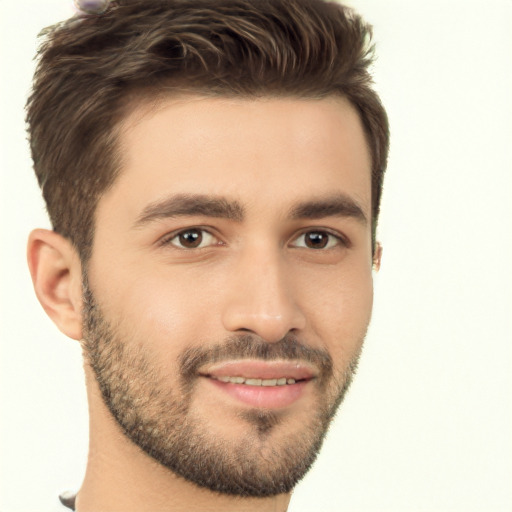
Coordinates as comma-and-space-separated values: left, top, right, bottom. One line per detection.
26, 0, 389, 510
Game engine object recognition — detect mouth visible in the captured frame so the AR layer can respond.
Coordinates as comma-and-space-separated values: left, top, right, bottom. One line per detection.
210, 375, 302, 386
199, 360, 315, 409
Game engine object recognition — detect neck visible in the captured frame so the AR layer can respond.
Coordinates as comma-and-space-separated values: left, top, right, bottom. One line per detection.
76, 365, 291, 512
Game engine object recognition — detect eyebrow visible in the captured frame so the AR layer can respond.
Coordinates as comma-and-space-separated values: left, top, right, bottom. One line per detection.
134, 194, 245, 226
133, 192, 367, 227
288, 194, 367, 224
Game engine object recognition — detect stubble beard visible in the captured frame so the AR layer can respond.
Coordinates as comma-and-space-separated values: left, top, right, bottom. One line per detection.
81, 277, 364, 497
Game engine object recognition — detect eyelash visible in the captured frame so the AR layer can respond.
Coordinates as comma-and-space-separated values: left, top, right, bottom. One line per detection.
159, 227, 349, 250
159, 227, 223, 250
292, 229, 349, 250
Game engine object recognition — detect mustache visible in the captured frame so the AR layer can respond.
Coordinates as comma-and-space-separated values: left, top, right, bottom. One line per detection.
179, 334, 334, 385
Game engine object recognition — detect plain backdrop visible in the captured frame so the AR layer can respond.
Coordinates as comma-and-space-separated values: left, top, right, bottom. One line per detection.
1, 1, 511, 511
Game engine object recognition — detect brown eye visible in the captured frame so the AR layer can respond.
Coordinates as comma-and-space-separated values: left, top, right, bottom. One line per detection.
178, 229, 203, 248
291, 230, 343, 250
165, 229, 217, 249
304, 232, 329, 249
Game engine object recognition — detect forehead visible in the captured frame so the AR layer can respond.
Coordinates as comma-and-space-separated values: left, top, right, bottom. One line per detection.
101, 94, 372, 221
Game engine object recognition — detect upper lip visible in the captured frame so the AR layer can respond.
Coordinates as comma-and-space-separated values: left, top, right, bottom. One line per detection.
199, 360, 316, 381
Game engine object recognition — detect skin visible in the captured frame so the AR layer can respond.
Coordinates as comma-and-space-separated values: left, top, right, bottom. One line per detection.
28, 95, 381, 512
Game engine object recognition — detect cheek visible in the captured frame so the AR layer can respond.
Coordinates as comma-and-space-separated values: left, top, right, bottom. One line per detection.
88, 243, 374, 369
299, 264, 374, 358
89, 263, 227, 357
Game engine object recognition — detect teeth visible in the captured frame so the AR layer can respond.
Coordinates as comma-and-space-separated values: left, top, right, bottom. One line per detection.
211, 376, 299, 386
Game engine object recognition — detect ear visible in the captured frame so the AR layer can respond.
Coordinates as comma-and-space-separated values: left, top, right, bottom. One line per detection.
27, 229, 83, 340
373, 242, 383, 272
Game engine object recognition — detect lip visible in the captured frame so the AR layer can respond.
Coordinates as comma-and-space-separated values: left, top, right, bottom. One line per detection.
199, 360, 315, 409
200, 360, 316, 381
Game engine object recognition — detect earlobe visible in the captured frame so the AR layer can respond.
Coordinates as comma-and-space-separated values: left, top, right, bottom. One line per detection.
373, 242, 383, 272
27, 229, 83, 340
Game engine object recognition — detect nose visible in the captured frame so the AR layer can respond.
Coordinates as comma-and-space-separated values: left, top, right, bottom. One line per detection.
221, 245, 307, 343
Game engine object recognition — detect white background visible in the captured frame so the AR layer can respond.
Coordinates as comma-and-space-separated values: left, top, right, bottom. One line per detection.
1, 1, 511, 511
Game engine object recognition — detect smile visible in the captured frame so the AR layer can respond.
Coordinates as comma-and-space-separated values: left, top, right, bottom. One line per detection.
210, 376, 298, 386
199, 360, 315, 409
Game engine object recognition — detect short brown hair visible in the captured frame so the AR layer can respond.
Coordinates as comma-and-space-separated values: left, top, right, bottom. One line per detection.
26, 0, 389, 261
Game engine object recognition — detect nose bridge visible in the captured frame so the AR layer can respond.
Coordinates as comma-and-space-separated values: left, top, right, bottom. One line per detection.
221, 241, 306, 342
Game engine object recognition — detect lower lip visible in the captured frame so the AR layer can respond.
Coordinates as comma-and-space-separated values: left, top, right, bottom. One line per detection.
205, 378, 309, 409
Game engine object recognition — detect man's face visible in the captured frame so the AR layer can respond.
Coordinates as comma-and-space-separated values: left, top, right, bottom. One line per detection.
83, 95, 375, 496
